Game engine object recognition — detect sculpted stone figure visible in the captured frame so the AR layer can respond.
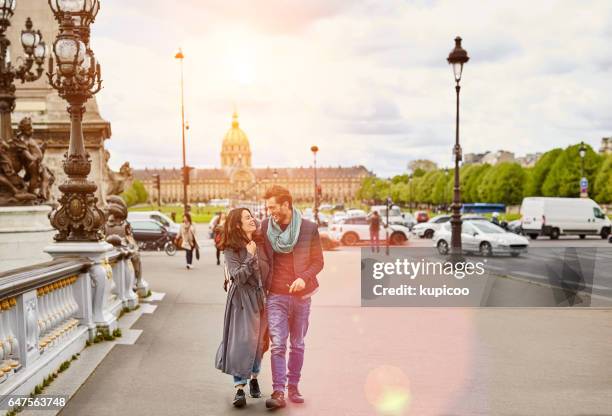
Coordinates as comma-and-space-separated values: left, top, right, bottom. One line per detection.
104, 195, 142, 280
0, 117, 55, 205
103, 150, 133, 196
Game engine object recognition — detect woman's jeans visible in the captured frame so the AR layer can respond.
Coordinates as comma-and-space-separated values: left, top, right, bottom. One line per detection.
185, 248, 193, 265
266, 293, 311, 392
233, 358, 261, 387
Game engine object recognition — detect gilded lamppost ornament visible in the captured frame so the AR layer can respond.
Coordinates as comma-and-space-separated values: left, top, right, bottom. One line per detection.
47, 10, 104, 242
0, 1, 48, 205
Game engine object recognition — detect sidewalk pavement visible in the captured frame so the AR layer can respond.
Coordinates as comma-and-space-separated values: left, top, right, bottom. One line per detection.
55, 239, 612, 416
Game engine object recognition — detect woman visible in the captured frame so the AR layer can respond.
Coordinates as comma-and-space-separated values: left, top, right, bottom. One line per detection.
213, 212, 227, 266
179, 213, 197, 269
215, 208, 269, 408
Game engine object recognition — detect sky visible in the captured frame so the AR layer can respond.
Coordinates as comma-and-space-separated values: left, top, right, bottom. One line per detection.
94, 0, 612, 178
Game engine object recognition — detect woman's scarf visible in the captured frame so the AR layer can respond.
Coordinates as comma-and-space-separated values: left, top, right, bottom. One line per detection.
267, 207, 302, 253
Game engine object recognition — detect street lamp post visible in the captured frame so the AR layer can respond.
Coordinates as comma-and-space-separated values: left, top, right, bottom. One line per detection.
311, 145, 319, 225
447, 36, 469, 256
175, 48, 188, 213
579, 141, 588, 198
0, 3, 46, 145
47, 1, 103, 241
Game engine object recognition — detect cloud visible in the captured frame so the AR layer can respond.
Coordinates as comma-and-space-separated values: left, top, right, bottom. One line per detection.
97, 0, 612, 178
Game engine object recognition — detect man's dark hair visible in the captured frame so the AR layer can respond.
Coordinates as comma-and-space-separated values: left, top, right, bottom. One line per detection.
264, 185, 293, 209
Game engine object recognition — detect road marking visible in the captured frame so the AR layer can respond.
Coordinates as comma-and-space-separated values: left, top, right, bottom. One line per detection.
510, 271, 611, 292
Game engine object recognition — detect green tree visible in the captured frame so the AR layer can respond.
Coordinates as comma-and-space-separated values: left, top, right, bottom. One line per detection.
121, 180, 149, 207
391, 174, 409, 184
461, 164, 491, 203
524, 148, 562, 196
408, 159, 437, 174
542, 144, 602, 197
356, 177, 378, 201
594, 154, 612, 204
478, 162, 526, 205
415, 170, 443, 205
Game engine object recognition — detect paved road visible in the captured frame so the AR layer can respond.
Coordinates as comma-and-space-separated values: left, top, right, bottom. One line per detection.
58, 235, 612, 416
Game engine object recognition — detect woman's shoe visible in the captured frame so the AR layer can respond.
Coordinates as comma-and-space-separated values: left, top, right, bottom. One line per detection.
233, 388, 247, 407
249, 379, 261, 398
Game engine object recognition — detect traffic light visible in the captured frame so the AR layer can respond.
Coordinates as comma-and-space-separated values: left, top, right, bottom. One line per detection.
153, 174, 161, 190
317, 184, 322, 198
183, 166, 193, 185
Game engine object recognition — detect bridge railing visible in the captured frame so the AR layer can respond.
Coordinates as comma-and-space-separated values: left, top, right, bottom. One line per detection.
0, 247, 142, 406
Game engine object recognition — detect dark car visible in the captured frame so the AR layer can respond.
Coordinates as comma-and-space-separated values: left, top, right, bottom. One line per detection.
506, 219, 523, 235
129, 219, 177, 255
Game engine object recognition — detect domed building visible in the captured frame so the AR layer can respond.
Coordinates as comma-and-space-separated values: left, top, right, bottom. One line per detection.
135, 111, 372, 205
221, 112, 252, 168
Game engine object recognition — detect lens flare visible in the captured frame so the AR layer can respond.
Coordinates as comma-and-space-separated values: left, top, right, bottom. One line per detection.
365, 365, 411, 416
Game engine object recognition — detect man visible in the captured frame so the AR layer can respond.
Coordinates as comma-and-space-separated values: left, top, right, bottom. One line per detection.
368, 211, 382, 253
261, 185, 324, 409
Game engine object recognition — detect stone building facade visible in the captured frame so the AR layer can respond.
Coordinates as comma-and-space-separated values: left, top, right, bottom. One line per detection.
134, 113, 372, 204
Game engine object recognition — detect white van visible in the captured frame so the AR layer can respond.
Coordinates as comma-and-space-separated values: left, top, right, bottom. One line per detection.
520, 197, 610, 240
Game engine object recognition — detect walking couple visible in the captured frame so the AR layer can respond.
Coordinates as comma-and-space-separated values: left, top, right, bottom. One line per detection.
215, 185, 324, 410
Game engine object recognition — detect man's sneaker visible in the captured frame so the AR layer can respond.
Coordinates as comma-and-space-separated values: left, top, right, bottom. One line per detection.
249, 378, 261, 398
287, 385, 304, 403
233, 388, 246, 408
265, 391, 286, 409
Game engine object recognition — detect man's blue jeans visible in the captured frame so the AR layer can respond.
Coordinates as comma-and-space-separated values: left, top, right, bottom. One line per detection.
233, 359, 261, 387
266, 293, 311, 392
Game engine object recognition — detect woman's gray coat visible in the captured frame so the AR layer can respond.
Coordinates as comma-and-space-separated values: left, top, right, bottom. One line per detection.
215, 244, 269, 379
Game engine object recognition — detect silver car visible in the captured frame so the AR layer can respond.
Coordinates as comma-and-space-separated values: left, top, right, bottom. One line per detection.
433, 220, 529, 257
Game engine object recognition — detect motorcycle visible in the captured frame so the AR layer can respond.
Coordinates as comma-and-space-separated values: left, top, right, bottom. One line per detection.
137, 234, 177, 256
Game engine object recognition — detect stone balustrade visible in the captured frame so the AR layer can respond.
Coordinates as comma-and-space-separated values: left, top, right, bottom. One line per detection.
0, 244, 144, 408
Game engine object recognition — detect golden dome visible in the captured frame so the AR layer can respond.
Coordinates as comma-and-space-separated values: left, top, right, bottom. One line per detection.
221, 111, 252, 168
222, 112, 250, 147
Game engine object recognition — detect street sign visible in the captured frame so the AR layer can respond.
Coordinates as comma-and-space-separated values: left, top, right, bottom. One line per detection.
580, 177, 588, 192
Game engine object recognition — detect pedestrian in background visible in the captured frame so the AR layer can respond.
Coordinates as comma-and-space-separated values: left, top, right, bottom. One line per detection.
368, 210, 381, 253
214, 212, 227, 266
179, 213, 197, 269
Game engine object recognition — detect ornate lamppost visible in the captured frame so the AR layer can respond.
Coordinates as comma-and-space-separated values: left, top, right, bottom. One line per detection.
311, 145, 319, 225
0, 2, 46, 143
47, 2, 103, 242
447, 36, 469, 255
579, 141, 588, 198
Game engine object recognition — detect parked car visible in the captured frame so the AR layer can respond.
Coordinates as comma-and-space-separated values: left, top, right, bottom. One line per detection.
329, 216, 410, 246
506, 219, 523, 235
434, 220, 529, 257
332, 212, 348, 223
346, 209, 367, 218
412, 215, 451, 239
415, 211, 429, 223
128, 219, 177, 256
520, 197, 611, 240
127, 211, 180, 235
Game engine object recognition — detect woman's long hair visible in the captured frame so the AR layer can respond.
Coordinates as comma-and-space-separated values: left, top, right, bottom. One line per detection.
220, 208, 253, 252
